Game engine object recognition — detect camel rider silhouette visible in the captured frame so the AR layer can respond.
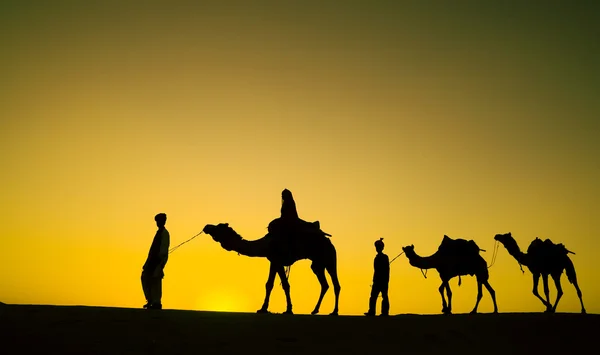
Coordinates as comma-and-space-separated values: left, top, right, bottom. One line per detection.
268, 189, 314, 258
280, 188, 299, 220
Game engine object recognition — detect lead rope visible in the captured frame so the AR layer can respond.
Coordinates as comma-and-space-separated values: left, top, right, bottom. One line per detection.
389, 251, 405, 265
168, 231, 204, 254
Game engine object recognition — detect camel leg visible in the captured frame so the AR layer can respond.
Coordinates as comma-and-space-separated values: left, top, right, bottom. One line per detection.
550, 273, 563, 313
483, 281, 498, 313
326, 263, 341, 316
470, 281, 483, 314
542, 274, 552, 313
571, 277, 586, 314
257, 263, 277, 313
532, 273, 551, 311
276, 266, 293, 315
439, 282, 448, 314
445, 281, 453, 314
310, 263, 329, 316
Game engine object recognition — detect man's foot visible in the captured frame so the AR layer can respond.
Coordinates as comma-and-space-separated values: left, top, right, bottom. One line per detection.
143, 303, 150, 309
364, 312, 375, 316
148, 303, 162, 310
380, 313, 389, 317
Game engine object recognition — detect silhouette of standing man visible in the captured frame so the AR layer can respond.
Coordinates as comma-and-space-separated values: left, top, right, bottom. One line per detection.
141, 213, 170, 310
365, 238, 390, 316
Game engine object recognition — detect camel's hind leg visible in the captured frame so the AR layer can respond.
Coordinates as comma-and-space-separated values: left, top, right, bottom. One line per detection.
484, 281, 498, 313
571, 278, 586, 314
326, 262, 341, 316
550, 273, 563, 313
310, 263, 329, 315
470, 281, 483, 314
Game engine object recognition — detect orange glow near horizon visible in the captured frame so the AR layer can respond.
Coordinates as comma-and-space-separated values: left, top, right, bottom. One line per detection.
1, 2, 598, 315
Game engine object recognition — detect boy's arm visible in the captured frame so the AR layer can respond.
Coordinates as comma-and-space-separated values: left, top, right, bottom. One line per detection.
158, 230, 170, 262
146, 230, 170, 274
372, 256, 378, 281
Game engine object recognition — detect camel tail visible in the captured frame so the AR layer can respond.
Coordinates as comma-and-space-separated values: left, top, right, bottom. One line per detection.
564, 256, 577, 285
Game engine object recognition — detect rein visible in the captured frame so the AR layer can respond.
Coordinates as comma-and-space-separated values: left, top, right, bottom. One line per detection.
486, 240, 500, 269
168, 231, 204, 254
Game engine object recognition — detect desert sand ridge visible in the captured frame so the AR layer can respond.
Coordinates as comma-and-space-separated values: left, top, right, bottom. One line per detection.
1, 304, 598, 355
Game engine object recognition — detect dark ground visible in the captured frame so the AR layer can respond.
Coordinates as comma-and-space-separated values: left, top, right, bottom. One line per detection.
0, 304, 597, 355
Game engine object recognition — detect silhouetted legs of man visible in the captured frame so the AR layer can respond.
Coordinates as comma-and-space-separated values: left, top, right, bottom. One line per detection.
366, 283, 389, 316
141, 272, 163, 309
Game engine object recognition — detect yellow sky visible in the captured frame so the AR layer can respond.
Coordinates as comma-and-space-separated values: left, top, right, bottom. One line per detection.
1, 1, 598, 315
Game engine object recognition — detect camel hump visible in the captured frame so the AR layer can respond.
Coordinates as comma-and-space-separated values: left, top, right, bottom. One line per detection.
438, 235, 481, 256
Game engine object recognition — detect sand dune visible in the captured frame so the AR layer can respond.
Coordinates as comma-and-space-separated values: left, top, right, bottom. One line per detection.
1, 304, 597, 354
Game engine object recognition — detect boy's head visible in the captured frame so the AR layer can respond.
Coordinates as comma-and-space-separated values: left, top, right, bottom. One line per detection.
374, 238, 385, 253
155, 213, 167, 227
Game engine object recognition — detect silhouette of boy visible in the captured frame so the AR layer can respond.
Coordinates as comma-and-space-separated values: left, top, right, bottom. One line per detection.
141, 213, 170, 310
365, 238, 390, 316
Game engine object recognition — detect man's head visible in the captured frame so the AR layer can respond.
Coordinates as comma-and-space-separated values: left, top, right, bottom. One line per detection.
374, 238, 385, 253
155, 213, 167, 228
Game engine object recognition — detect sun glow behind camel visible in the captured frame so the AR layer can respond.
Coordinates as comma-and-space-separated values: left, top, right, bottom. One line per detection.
0, 1, 598, 315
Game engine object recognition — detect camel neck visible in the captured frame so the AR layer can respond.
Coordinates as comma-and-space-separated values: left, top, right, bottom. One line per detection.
230, 236, 271, 258
501, 238, 529, 266
408, 252, 438, 270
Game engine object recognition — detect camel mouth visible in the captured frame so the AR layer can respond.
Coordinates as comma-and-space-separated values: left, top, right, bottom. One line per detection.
203, 224, 216, 233
202, 225, 219, 241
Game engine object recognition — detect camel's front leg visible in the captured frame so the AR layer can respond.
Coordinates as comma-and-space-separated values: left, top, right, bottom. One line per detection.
438, 283, 447, 313
550, 273, 563, 313
439, 281, 452, 314
542, 274, 552, 313
445, 281, 453, 314
257, 263, 277, 314
531, 273, 551, 310
276, 266, 293, 314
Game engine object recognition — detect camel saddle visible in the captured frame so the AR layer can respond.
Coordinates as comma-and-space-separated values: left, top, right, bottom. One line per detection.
527, 238, 574, 257
267, 218, 331, 237
437, 235, 483, 258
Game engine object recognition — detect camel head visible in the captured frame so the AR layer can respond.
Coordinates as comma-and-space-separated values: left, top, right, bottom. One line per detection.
494, 232, 513, 245
203, 223, 243, 251
494, 232, 521, 253
402, 244, 416, 259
